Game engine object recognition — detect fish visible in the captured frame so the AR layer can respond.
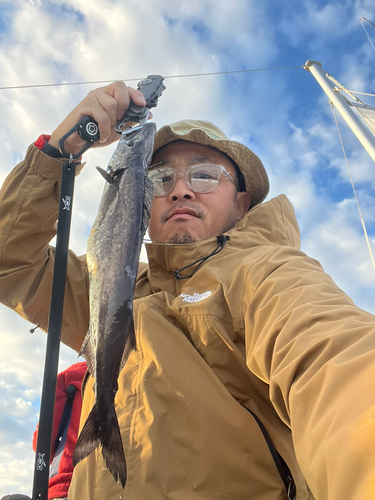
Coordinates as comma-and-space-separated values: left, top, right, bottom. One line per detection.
73, 122, 156, 487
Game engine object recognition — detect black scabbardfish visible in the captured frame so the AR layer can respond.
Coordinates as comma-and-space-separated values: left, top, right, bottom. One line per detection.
73, 122, 156, 487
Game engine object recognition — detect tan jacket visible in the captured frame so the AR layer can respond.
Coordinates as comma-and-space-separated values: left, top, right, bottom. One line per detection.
1, 145, 375, 500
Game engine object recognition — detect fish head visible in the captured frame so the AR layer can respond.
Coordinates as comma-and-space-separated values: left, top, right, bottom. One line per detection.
121, 122, 157, 156
105, 122, 157, 180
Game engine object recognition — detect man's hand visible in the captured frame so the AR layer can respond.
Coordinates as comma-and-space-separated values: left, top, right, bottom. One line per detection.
48, 81, 151, 156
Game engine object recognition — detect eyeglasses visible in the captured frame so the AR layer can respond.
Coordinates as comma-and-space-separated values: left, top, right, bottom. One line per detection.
147, 163, 238, 197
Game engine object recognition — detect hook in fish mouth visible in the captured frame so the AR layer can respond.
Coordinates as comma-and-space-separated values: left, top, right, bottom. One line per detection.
121, 124, 147, 147
122, 124, 145, 137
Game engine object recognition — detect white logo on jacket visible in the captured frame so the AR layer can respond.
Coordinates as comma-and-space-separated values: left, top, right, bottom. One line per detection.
180, 291, 212, 303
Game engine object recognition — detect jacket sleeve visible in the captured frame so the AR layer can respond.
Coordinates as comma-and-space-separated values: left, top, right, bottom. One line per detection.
242, 246, 375, 500
0, 144, 89, 352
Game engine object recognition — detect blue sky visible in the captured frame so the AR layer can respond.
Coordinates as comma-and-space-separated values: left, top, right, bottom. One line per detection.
1, 0, 375, 495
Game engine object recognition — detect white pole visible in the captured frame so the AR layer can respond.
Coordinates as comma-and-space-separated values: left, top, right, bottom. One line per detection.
304, 60, 375, 163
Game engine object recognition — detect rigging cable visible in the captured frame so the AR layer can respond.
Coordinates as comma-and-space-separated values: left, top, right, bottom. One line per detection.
346, 90, 375, 98
0, 65, 302, 91
360, 17, 375, 53
330, 102, 375, 272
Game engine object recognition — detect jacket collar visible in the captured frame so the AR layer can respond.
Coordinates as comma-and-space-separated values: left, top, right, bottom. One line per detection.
144, 194, 300, 293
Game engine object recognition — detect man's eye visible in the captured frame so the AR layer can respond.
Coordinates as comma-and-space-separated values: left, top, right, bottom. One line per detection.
160, 175, 173, 183
152, 170, 173, 183
192, 172, 215, 180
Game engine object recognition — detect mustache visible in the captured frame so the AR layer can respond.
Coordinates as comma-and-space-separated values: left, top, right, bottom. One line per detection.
161, 203, 205, 223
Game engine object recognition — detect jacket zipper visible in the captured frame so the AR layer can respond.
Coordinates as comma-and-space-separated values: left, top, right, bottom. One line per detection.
242, 405, 296, 500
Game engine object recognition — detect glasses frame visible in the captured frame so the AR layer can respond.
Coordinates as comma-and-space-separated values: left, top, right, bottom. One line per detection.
147, 162, 239, 197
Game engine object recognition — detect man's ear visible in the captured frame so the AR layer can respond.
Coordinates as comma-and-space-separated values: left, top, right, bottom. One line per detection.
236, 192, 251, 219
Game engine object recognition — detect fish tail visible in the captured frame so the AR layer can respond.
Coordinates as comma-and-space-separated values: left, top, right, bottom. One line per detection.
73, 403, 101, 466
73, 402, 127, 487
101, 406, 127, 487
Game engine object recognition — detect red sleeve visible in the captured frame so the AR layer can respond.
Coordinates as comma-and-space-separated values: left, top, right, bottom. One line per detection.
34, 135, 51, 150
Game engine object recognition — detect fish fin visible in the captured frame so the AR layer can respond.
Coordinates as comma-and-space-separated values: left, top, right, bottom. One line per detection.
101, 407, 127, 488
120, 321, 136, 372
141, 176, 154, 233
73, 402, 127, 487
96, 166, 115, 184
73, 403, 101, 467
79, 328, 96, 377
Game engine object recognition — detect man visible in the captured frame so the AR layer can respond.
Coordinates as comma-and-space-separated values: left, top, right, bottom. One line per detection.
1, 81, 375, 500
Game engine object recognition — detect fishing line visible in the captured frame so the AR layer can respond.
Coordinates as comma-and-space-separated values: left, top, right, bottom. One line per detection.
330, 102, 375, 272
0, 65, 302, 91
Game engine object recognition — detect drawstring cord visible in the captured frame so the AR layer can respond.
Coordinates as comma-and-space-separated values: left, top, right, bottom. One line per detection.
173, 235, 230, 280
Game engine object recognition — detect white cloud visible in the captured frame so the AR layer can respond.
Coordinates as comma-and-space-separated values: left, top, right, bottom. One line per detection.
302, 197, 375, 313
279, 0, 364, 46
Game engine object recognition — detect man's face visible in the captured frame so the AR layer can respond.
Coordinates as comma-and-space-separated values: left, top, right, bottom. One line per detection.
148, 141, 251, 244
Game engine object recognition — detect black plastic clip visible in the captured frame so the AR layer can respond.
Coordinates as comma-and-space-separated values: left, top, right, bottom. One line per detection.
114, 75, 166, 133
59, 116, 100, 159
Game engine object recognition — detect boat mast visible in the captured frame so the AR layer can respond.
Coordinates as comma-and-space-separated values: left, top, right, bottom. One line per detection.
304, 60, 375, 163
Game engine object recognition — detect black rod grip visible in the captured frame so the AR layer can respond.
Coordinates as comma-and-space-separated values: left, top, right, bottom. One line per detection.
31, 161, 76, 500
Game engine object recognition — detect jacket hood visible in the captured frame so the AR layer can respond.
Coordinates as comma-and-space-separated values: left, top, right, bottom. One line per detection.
231, 194, 300, 249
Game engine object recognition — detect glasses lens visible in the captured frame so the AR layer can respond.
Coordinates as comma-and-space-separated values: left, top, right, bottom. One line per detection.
188, 164, 220, 193
147, 167, 176, 196
147, 163, 223, 196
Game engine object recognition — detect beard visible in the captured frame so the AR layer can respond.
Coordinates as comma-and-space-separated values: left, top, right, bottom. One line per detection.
167, 231, 197, 244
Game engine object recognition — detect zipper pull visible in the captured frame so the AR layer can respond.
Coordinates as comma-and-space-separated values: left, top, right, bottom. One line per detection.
287, 475, 296, 500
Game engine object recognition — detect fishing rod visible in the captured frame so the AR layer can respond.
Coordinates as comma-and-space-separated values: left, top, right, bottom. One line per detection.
1, 76, 164, 500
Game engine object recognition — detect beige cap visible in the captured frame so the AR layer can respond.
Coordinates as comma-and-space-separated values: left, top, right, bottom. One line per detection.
153, 119, 269, 208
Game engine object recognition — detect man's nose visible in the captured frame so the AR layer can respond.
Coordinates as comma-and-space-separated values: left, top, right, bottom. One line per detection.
168, 173, 196, 201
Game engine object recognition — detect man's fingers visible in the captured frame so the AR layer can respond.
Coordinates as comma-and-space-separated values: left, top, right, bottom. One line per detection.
77, 84, 125, 143
90, 83, 147, 138
114, 85, 146, 120
128, 86, 147, 105
48, 81, 149, 155
91, 92, 122, 141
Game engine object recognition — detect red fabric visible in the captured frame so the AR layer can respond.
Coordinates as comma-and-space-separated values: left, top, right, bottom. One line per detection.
33, 362, 87, 499
34, 134, 51, 149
